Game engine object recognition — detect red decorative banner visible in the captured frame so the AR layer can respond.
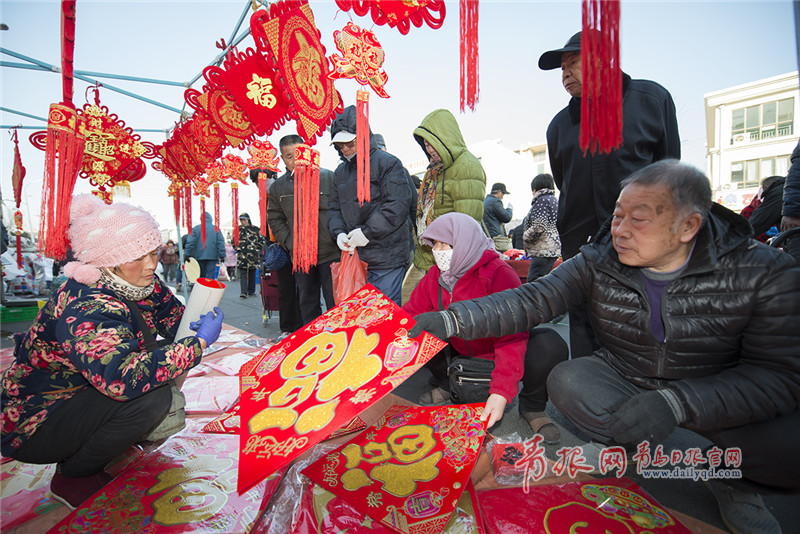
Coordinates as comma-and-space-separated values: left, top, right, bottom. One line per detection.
303, 404, 488, 534
51, 430, 270, 533
238, 285, 446, 493
328, 22, 389, 98
334, 0, 446, 35
477, 478, 692, 534
251, 0, 343, 144
203, 47, 292, 137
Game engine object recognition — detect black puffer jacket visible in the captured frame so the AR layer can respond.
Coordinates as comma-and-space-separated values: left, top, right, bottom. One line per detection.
328, 106, 412, 270
448, 204, 800, 432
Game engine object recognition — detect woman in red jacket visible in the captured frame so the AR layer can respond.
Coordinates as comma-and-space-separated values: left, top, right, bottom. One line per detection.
403, 213, 568, 440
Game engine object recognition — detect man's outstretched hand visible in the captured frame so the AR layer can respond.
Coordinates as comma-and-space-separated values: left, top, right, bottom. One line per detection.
408, 311, 457, 340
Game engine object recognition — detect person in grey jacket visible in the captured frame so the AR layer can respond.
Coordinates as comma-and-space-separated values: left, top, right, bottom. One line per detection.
328, 105, 412, 305
185, 212, 226, 280
410, 160, 800, 534
269, 134, 339, 325
482, 182, 513, 238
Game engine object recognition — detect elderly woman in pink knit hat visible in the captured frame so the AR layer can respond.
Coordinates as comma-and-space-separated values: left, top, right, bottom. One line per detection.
0, 195, 224, 509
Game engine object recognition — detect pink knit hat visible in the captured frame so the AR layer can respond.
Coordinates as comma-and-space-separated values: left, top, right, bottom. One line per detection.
63, 194, 163, 284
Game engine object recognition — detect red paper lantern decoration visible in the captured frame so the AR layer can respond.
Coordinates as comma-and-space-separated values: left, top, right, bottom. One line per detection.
250, 0, 343, 145
334, 0, 446, 35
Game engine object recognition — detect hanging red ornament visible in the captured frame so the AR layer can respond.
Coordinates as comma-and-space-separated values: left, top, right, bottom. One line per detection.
200, 196, 208, 244
185, 87, 257, 149
460, 0, 480, 112
293, 144, 320, 273
213, 183, 221, 233
328, 22, 390, 98
245, 140, 281, 239
356, 90, 371, 205
38, 102, 85, 260
231, 182, 240, 247
250, 0, 343, 144
11, 129, 26, 268
334, 0, 446, 35
184, 184, 193, 236
169, 180, 182, 228
581, 0, 622, 155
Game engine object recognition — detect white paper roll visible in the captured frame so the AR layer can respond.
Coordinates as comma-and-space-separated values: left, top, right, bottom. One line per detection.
175, 278, 227, 342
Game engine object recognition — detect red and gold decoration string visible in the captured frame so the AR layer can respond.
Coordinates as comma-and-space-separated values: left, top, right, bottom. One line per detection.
460, 0, 479, 112
245, 140, 280, 240
581, 0, 622, 155
231, 182, 240, 246
10, 129, 26, 268
356, 90, 371, 204
293, 144, 320, 273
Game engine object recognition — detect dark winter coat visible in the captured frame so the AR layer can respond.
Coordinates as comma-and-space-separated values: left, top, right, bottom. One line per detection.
185, 212, 226, 262
235, 224, 266, 270
523, 189, 561, 258
482, 195, 512, 238
447, 204, 800, 433
268, 168, 339, 265
547, 73, 681, 259
781, 139, 800, 219
328, 106, 411, 270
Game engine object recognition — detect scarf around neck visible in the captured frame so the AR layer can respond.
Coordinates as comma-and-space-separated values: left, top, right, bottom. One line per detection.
99, 269, 155, 301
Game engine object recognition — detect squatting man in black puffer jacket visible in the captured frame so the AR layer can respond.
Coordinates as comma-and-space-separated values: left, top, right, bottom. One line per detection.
410, 160, 800, 534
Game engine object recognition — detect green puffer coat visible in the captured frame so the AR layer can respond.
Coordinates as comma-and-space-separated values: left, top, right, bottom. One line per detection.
412, 109, 486, 270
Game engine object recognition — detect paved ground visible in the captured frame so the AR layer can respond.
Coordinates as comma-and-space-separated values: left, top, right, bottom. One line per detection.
2, 276, 797, 532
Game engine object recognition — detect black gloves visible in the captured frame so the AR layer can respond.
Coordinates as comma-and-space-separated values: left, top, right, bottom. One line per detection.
407, 311, 458, 340
609, 390, 679, 446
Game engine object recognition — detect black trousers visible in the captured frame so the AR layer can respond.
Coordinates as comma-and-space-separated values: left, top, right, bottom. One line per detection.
238, 266, 257, 296
294, 260, 335, 325
11, 385, 171, 477
548, 356, 800, 493
426, 327, 569, 412
276, 261, 302, 333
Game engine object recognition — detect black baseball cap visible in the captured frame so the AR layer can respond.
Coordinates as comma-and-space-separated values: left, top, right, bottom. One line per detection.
491, 182, 510, 195
538, 31, 582, 71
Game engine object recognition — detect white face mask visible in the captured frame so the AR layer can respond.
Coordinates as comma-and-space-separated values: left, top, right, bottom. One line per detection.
343, 152, 356, 161
432, 248, 453, 273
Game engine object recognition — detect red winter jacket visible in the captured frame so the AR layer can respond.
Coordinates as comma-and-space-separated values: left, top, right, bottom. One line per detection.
403, 249, 528, 403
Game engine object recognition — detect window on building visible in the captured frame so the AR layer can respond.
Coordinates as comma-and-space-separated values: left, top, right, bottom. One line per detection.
731, 98, 794, 143
730, 155, 791, 189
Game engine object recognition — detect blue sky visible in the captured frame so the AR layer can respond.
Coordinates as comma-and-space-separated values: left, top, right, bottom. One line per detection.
1, 0, 797, 233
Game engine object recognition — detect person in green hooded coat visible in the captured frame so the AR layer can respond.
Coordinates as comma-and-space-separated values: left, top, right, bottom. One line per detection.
401, 109, 487, 303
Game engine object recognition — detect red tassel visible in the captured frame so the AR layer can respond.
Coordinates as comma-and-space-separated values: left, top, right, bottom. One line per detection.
38, 103, 85, 260
173, 189, 181, 227
459, 0, 479, 112
580, 0, 622, 155
293, 145, 320, 273
356, 90, 371, 205
232, 183, 240, 247
14, 210, 23, 269
184, 185, 192, 235
61, 1, 76, 103
213, 183, 221, 233
259, 172, 268, 239
200, 197, 207, 244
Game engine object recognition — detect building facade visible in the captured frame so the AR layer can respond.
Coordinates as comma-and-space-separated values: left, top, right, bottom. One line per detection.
705, 71, 798, 210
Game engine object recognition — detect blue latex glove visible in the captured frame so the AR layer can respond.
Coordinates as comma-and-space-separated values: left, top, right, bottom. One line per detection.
190, 307, 224, 346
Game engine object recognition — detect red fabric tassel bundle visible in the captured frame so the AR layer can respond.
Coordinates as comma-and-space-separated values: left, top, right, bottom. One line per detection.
580, 0, 622, 155
293, 145, 320, 273
258, 172, 268, 239
38, 103, 85, 260
184, 185, 193, 236
213, 183, 221, 233
200, 196, 207, 244
11, 130, 26, 268
231, 182, 240, 247
459, 0, 479, 112
173, 188, 181, 227
356, 90, 371, 205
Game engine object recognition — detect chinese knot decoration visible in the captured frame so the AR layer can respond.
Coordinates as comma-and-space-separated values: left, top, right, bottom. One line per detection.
250, 0, 343, 144
328, 22, 389, 98
11, 129, 26, 268
246, 139, 281, 240
293, 144, 320, 273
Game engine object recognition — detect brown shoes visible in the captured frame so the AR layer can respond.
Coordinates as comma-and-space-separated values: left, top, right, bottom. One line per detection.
520, 411, 561, 443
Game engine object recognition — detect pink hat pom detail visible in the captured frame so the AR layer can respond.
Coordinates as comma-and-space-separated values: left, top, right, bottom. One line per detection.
64, 261, 102, 284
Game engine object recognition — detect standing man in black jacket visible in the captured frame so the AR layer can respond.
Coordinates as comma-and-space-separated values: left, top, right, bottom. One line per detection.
268, 134, 339, 326
410, 160, 799, 534
540, 30, 681, 358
